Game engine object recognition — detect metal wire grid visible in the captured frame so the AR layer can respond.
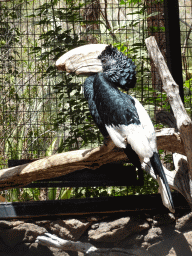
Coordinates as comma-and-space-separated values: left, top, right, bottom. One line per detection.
0, 0, 148, 165
180, 0, 192, 116
0, 0, 189, 202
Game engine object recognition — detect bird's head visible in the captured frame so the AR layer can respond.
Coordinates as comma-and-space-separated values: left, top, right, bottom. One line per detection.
98, 45, 136, 91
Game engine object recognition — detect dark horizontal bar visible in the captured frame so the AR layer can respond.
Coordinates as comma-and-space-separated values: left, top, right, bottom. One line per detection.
0, 192, 188, 219
25, 166, 143, 187
8, 160, 144, 187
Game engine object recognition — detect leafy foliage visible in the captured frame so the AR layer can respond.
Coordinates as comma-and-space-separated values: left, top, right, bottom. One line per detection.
30, 0, 104, 152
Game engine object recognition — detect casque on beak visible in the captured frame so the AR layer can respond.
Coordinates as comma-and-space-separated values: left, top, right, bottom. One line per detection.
56, 44, 108, 75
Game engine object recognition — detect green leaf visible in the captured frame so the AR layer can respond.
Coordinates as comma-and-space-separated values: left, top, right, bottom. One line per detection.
184, 78, 192, 89
60, 188, 72, 199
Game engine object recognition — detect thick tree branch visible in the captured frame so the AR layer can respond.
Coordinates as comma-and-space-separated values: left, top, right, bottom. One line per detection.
156, 128, 184, 154
145, 36, 192, 209
145, 36, 192, 181
0, 128, 183, 191
36, 232, 150, 256
142, 153, 192, 209
36, 233, 98, 254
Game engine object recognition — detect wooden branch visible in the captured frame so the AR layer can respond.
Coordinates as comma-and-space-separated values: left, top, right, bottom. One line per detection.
99, 0, 117, 42
0, 128, 183, 191
142, 153, 192, 210
145, 36, 192, 182
36, 232, 146, 256
173, 153, 192, 208
156, 128, 184, 154
0, 139, 117, 191
36, 233, 98, 254
145, 36, 192, 209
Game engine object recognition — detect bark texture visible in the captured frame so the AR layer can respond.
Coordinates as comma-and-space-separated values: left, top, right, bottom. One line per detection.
0, 128, 183, 191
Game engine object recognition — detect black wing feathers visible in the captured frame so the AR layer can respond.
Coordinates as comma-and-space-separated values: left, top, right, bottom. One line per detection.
83, 75, 108, 137
93, 73, 140, 127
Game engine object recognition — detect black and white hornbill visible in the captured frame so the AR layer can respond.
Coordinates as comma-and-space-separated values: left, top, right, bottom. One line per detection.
56, 44, 175, 213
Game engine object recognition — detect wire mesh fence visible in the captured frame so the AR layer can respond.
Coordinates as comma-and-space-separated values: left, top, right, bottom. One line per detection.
0, 0, 191, 203
180, 0, 192, 114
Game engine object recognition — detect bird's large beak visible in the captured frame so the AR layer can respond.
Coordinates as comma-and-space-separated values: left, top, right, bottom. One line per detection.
56, 44, 107, 75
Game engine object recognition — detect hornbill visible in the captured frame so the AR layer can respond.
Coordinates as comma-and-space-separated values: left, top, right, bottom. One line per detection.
56, 44, 174, 213
82, 45, 174, 213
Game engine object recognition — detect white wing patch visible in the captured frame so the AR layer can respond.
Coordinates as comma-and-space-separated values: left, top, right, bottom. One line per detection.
105, 125, 127, 148
105, 97, 158, 160
105, 124, 153, 159
132, 97, 157, 153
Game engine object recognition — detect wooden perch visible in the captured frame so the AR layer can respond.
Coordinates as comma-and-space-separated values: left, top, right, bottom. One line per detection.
0, 128, 184, 191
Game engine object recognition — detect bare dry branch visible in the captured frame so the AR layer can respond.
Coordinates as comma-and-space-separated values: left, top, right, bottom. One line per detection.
145, 36, 192, 208
142, 153, 192, 209
0, 128, 183, 191
145, 36, 192, 181
36, 232, 151, 256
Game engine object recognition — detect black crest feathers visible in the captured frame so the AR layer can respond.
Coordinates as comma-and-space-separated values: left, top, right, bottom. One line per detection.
98, 45, 136, 91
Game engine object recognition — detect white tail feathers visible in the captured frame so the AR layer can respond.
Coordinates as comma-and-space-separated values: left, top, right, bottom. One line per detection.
156, 176, 175, 213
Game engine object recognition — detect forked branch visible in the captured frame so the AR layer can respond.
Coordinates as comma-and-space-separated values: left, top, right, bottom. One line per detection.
145, 36, 192, 208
